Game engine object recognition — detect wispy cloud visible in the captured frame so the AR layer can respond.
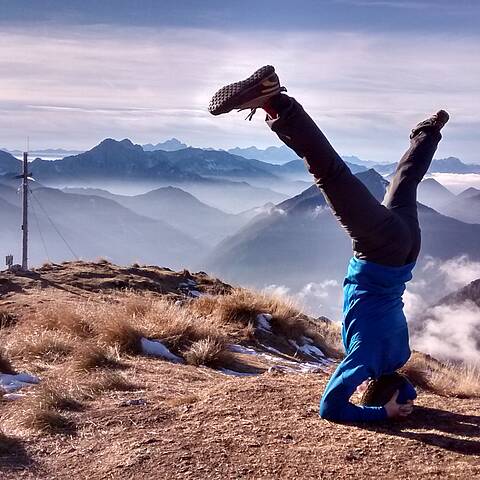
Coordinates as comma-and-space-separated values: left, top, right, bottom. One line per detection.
429, 173, 480, 193
405, 256, 480, 364
265, 280, 343, 320
0, 25, 479, 162
334, 0, 433, 9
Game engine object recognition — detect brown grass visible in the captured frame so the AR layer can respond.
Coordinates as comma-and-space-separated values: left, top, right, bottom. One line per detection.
0, 430, 20, 454
8, 383, 81, 433
306, 317, 344, 360
122, 292, 155, 317
73, 371, 137, 400
17, 409, 75, 433
0, 308, 17, 329
69, 343, 121, 372
29, 303, 94, 337
0, 348, 14, 374
138, 299, 226, 354
187, 288, 343, 359
401, 351, 480, 398
187, 288, 299, 342
166, 394, 200, 407
6, 330, 75, 363
91, 303, 144, 353
5, 368, 136, 434
432, 363, 480, 398
183, 338, 226, 367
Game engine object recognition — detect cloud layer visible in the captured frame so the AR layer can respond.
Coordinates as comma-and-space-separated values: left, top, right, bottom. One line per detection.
0, 26, 479, 162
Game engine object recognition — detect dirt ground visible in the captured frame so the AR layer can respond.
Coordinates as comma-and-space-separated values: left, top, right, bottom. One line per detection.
1, 358, 479, 480
1, 262, 479, 479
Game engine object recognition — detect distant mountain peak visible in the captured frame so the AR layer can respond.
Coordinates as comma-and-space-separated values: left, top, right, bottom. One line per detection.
458, 187, 480, 199
143, 138, 188, 152
92, 138, 143, 154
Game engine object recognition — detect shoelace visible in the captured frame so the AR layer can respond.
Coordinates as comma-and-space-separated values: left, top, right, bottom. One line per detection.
241, 86, 287, 121
245, 108, 258, 121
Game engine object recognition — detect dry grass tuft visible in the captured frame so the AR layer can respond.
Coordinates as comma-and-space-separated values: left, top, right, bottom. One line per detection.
93, 306, 144, 353
70, 343, 121, 372
429, 362, 480, 398
187, 288, 343, 359
29, 384, 83, 412
0, 309, 17, 329
6, 330, 75, 363
188, 288, 299, 342
183, 338, 225, 367
306, 318, 344, 360
0, 430, 20, 454
69, 370, 137, 401
138, 299, 226, 353
19, 409, 75, 433
401, 352, 480, 398
30, 303, 93, 337
216, 289, 299, 327
8, 383, 81, 433
122, 292, 154, 317
0, 348, 15, 374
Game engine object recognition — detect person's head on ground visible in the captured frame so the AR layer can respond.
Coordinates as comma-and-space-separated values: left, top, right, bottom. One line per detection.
361, 372, 417, 418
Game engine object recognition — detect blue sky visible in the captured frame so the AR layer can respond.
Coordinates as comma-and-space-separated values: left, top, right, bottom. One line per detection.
0, 1, 479, 162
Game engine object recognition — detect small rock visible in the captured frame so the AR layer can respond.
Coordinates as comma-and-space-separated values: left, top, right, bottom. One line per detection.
119, 398, 148, 407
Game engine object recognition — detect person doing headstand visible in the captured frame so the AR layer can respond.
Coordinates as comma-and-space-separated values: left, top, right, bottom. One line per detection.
208, 66, 449, 422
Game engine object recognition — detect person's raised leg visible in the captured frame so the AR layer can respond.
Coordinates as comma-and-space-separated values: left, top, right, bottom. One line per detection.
208, 65, 413, 266
383, 110, 449, 263
264, 94, 415, 266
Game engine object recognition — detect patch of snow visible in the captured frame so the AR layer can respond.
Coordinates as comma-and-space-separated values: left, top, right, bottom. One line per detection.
228, 344, 258, 355
290, 336, 326, 360
140, 338, 184, 363
229, 343, 329, 373
188, 290, 202, 298
300, 336, 326, 358
258, 342, 287, 357
0, 372, 40, 394
219, 368, 258, 377
256, 313, 272, 332
2, 393, 26, 401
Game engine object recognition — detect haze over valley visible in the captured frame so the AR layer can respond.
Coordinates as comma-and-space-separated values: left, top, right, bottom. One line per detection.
1, 138, 480, 365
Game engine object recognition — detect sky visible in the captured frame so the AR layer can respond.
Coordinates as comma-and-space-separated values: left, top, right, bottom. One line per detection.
0, 1, 479, 163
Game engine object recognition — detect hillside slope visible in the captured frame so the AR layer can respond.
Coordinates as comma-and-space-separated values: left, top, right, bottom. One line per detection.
0, 185, 204, 268
206, 172, 480, 290
0, 262, 479, 479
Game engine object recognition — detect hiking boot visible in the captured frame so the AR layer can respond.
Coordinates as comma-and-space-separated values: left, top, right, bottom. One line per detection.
410, 109, 450, 138
208, 65, 286, 120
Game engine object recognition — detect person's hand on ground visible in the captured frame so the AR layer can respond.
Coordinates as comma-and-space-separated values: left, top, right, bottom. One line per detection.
384, 390, 414, 418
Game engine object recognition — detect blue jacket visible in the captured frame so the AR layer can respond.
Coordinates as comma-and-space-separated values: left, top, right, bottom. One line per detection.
319, 257, 417, 423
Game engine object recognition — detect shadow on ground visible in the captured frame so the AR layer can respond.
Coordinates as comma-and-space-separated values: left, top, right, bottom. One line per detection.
363, 406, 480, 455
0, 433, 34, 472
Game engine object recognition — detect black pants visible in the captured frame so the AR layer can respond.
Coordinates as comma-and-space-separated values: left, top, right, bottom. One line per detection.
267, 97, 442, 267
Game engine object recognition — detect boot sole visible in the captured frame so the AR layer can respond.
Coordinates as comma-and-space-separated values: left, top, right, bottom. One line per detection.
208, 65, 278, 115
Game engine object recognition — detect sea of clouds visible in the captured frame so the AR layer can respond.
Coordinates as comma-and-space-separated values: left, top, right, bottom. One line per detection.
266, 255, 480, 365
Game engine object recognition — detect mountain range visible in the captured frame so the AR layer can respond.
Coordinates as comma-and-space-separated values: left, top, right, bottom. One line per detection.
205, 170, 480, 292
1, 142, 479, 304
63, 186, 246, 245
417, 179, 480, 224
374, 157, 480, 175
142, 138, 188, 152
0, 182, 203, 268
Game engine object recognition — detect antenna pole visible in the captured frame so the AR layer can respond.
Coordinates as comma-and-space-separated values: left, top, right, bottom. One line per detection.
21, 151, 28, 270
